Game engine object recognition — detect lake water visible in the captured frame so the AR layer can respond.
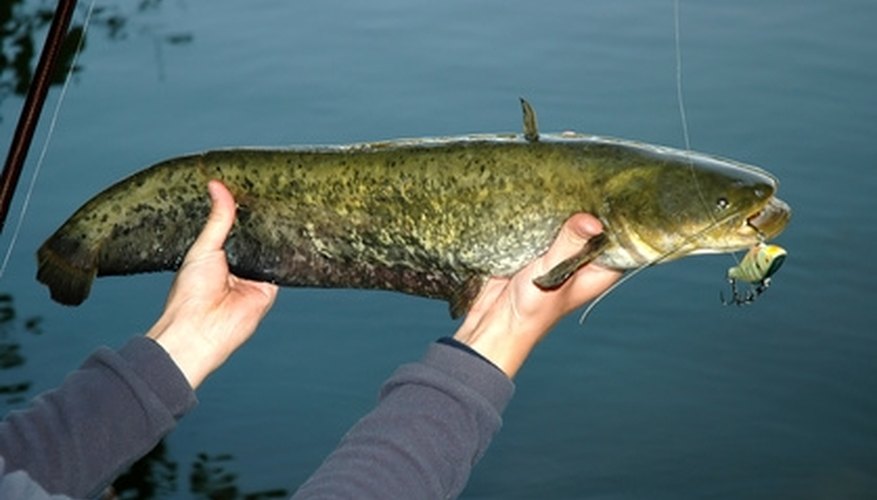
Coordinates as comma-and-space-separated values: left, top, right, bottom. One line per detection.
1, 0, 875, 498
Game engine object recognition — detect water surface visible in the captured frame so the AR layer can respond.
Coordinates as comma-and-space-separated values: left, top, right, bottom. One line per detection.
1, 0, 875, 498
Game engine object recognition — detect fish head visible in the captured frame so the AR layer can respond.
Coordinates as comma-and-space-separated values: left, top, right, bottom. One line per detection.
604, 149, 791, 264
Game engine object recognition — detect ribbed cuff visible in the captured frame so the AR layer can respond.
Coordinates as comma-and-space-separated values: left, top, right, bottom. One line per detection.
117, 336, 198, 419
421, 341, 515, 415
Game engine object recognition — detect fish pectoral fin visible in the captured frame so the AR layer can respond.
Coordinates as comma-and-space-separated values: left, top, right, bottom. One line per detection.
532, 233, 609, 289
520, 98, 539, 142
449, 275, 487, 319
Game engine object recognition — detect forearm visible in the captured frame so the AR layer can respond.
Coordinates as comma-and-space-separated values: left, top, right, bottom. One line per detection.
293, 340, 514, 499
0, 337, 196, 497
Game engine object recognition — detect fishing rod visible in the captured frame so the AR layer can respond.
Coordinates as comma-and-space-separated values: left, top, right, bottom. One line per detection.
0, 0, 79, 234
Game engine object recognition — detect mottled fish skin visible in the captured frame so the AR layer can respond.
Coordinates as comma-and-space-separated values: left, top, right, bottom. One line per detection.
36, 133, 790, 316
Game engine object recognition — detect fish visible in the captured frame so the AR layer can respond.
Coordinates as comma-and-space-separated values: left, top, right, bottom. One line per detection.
36, 100, 791, 317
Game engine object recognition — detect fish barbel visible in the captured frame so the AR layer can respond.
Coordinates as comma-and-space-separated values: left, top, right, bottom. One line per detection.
36, 101, 790, 317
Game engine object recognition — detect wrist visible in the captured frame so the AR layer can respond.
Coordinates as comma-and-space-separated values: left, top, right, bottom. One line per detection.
452, 317, 544, 379
146, 319, 217, 390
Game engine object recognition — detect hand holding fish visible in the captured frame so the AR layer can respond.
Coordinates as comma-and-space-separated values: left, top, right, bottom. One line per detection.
454, 214, 622, 378
146, 180, 278, 389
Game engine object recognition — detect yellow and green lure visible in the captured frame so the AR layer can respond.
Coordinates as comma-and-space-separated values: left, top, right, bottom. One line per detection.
722, 243, 787, 306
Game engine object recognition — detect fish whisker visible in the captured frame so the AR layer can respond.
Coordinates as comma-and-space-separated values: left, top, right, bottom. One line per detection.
578, 209, 746, 324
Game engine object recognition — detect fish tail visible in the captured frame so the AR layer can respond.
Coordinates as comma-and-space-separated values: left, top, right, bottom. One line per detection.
36, 238, 96, 306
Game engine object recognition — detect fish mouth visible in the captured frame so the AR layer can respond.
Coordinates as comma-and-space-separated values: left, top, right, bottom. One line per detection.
745, 197, 791, 240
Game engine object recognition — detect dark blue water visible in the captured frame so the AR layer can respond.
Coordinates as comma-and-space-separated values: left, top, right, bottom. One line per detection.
1, 0, 875, 498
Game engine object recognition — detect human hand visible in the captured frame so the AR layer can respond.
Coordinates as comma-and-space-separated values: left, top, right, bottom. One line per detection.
146, 180, 278, 389
453, 214, 622, 378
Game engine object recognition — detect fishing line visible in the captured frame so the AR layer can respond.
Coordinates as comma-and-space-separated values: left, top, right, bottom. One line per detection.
674, 0, 714, 234
579, 2, 740, 323
674, 0, 692, 154
0, 0, 97, 280
674, 0, 741, 268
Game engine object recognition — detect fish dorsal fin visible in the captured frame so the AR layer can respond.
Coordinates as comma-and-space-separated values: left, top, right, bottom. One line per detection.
449, 274, 487, 319
532, 233, 609, 289
520, 98, 539, 143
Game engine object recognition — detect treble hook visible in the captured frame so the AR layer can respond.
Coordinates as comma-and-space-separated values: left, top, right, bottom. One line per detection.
721, 277, 772, 306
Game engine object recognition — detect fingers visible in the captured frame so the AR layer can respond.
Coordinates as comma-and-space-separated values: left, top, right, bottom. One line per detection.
532, 213, 621, 312
537, 213, 604, 275
188, 180, 237, 256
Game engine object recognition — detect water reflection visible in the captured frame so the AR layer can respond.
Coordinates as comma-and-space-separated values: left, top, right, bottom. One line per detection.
108, 445, 289, 499
108, 440, 177, 499
0, 0, 192, 118
188, 452, 288, 499
0, 292, 41, 406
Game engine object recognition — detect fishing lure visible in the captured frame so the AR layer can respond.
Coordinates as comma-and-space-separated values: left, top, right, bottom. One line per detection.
722, 243, 787, 306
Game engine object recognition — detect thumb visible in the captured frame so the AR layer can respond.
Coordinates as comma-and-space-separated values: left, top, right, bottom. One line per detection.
189, 180, 237, 255
538, 213, 604, 273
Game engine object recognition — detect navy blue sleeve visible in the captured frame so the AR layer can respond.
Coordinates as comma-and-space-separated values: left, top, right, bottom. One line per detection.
292, 341, 515, 499
0, 336, 197, 498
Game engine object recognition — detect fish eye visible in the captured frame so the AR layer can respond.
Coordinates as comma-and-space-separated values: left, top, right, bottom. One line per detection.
716, 197, 730, 210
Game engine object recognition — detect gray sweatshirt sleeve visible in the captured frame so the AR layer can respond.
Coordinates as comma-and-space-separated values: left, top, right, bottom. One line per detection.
0, 336, 197, 498
1, 337, 513, 499
293, 340, 516, 499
